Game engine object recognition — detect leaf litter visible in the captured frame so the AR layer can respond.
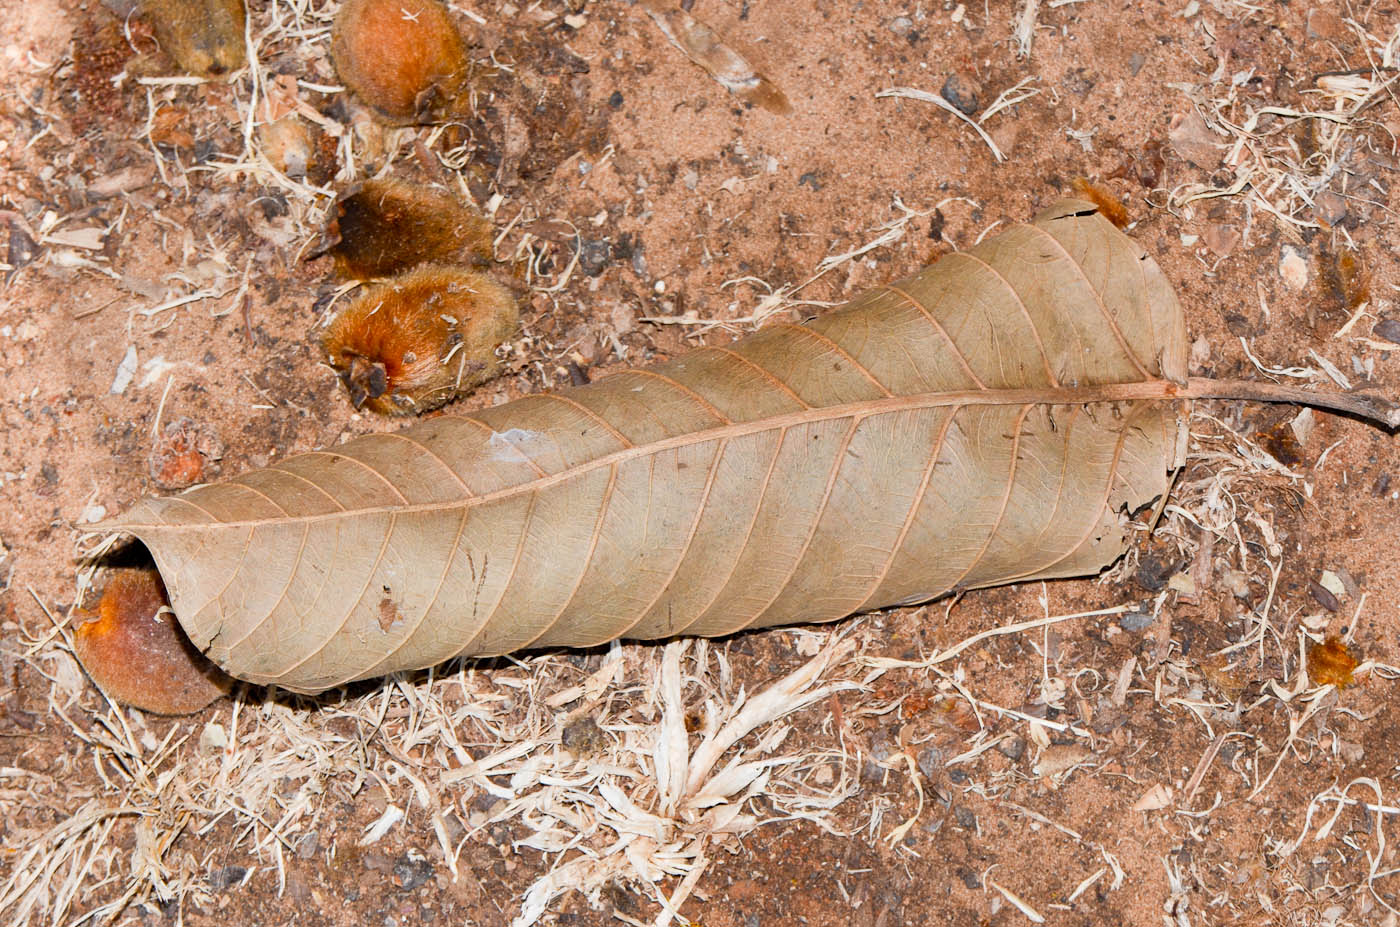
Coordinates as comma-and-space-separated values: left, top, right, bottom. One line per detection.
5, 0, 1400, 925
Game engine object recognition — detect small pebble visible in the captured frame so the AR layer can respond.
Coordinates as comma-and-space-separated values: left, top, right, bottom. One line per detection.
916, 746, 943, 778
995, 735, 1026, 762
578, 238, 611, 277
207, 865, 248, 890
1371, 318, 1400, 344
111, 346, 138, 395
1168, 108, 1220, 168
296, 830, 320, 860
1119, 611, 1155, 632
1279, 244, 1309, 290
610, 303, 637, 335
1307, 8, 1349, 42
1202, 222, 1238, 258
1314, 190, 1347, 226
393, 852, 433, 891
888, 15, 913, 36
940, 72, 981, 115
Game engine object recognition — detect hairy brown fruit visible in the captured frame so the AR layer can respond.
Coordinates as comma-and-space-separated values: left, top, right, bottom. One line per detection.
141, 0, 246, 77
331, 0, 470, 123
322, 179, 493, 280
73, 569, 233, 714
323, 266, 517, 415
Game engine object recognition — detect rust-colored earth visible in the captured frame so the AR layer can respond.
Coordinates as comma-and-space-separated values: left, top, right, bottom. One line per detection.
3, 2, 1399, 925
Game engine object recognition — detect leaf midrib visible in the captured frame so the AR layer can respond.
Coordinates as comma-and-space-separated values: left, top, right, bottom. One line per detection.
122, 379, 1186, 531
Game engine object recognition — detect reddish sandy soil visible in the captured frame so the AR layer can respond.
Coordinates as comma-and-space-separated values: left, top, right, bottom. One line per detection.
3, 1, 1400, 925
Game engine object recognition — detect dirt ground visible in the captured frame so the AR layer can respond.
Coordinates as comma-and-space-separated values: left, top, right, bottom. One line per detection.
4, 0, 1400, 924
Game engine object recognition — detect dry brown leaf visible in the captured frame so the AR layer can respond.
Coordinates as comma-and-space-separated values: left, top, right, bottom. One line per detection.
99, 200, 1400, 694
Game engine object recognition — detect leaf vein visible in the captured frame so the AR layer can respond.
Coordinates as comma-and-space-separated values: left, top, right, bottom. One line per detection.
885, 283, 988, 389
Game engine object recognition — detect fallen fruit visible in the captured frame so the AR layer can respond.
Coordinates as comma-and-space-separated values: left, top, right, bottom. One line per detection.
331, 0, 471, 123
73, 569, 233, 714
321, 178, 494, 280
141, 0, 247, 77
323, 265, 517, 415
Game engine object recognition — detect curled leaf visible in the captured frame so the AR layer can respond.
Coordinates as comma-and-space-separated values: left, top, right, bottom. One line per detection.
99, 200, 1393, 694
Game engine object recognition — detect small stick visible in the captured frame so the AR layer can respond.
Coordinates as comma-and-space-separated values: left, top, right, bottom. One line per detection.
1180, 732, 1227, 808
1180, 377, 1400, 428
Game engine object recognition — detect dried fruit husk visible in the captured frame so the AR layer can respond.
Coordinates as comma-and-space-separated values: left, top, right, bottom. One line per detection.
73, 569, 233, 714
331, 0, 472, 123
141, 0, 247, 77
319, 179, 494, 280
323, 265, 517, 415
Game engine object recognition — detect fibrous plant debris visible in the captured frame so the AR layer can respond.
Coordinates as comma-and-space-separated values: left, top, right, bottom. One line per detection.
640, 0, 791, 114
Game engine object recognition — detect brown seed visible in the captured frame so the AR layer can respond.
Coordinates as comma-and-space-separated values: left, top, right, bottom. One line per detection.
331, 0, 471, 123
1373, 318, 1400, 345
321, 179, 494, 281
73, 569, 233, 715
1308, 579, 1340, 613
140, 0, 247, 77
323, 266, 517, 416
